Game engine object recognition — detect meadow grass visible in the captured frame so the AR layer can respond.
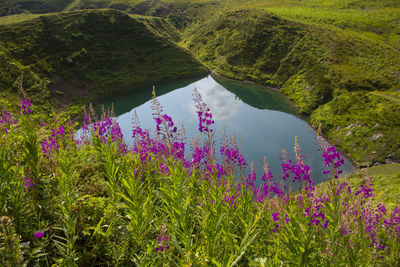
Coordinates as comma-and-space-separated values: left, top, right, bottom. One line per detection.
0, 13, 42, 25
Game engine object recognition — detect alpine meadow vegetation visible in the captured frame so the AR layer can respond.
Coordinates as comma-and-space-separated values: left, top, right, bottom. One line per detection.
0, 0, 400, 265
0, 90, 399, 266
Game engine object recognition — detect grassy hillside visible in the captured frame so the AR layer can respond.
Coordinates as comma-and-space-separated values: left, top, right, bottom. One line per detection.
183, 9, 400, 166
348, 163, 400, 210
0, 9, 207, 108
0, 0, 73, 16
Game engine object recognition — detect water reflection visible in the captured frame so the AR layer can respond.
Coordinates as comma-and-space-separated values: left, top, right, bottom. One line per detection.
98, 75, 355, 185
189, 83, 240, 121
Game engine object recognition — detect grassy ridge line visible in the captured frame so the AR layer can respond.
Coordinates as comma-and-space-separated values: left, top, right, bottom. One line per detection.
0, 9, 208, 110
222, 0, 400, 9
0, 13, 43, 24
264, 7, 400, 49
63, 0, 81, 11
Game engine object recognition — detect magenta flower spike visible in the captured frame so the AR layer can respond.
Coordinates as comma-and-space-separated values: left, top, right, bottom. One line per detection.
34, 231, 44, 239
23, 177, 35, 188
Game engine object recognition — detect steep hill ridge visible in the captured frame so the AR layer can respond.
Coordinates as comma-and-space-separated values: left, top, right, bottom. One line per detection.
0, 9, 207, 106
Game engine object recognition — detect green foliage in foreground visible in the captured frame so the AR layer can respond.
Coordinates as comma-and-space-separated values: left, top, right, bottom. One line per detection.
1, 94, 400, 266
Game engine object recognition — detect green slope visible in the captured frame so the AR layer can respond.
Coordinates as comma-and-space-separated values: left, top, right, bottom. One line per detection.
182, 9, 400, 166
0, 9, 207, 107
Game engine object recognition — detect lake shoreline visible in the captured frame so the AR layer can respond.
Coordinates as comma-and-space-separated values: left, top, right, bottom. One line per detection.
209, 70, 360, 170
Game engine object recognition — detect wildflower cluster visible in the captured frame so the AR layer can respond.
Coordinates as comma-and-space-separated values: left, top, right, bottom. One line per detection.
254, 162, 284, 202
155, 225, 169, 252
1, 89, 399, 266
193, 88, 214, 134
0, 110, 16, 134
80, 112, 127, 153
319, 135, 345, 178
41, 125, 65, 158
20, 98, 32, 115
220, 139, 247, 176
23, 177, 35, 188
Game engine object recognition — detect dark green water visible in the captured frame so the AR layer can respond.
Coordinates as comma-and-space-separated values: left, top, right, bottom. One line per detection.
100, 75, 355, 185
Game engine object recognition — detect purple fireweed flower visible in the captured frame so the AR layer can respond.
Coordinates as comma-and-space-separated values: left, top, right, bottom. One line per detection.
219, 140, 247, 168
284, 213, 290, 224
82, 115, 90, 131
0, 110, 17, 134
52, 125, 65, 137
256, 162, 285, 201
0, 110, 13, 124
155, 225, 169, 252
87, 116, 127, 153
171, 141, 185, 160
41, 137, 59, 158
220, 142, 248, 174
34, 231, 44, 239
155, 235, 170, 251
245, 171, 256, 191
336, 181, 351, 196
160, 163, 170, 175
376, 203, 387, 215
355, 183, 375, 200
153, 113, 179, 143
190, 145, 209, 167
318, 137, 344, 178
280, 148, 313, 186
193, 88, 214, 134
20, 98, 32, 115
272, 212, 280, 222
23, 177, 34, 188
383, 206, 400, 237
41, 124, 67, 158
223, 190, 236, 208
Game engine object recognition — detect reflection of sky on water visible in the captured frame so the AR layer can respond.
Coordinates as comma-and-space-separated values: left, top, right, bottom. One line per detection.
201, 84, 240, 121
94, 75, 355, 186
188, 78, 240, 121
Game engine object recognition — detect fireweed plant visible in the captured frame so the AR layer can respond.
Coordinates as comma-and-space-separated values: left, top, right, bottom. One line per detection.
0, 90, 399, 266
